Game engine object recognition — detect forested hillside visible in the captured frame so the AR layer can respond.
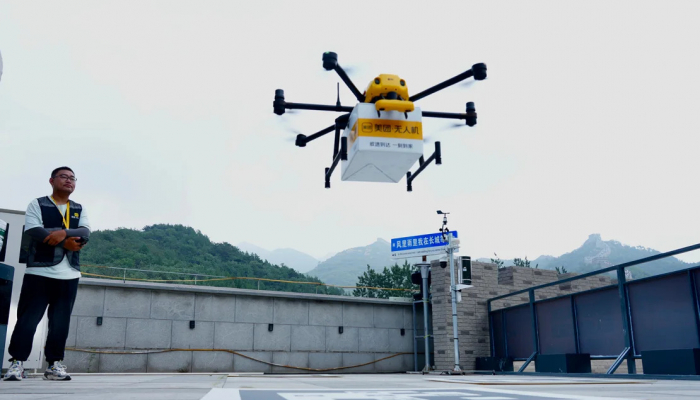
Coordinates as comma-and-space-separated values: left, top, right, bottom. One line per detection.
80, 224, 343, 295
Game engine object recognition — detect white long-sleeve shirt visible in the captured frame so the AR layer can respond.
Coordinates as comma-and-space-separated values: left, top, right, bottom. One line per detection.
24, 197, 90, 280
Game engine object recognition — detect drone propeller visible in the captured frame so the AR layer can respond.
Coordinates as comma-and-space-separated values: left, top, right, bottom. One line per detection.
459, 79, 476, 89
319, 63, 359, 74
446, 122, 465, 130
277, 129, 301, 144
284, 128, 302, 137
342, 65, 359, 76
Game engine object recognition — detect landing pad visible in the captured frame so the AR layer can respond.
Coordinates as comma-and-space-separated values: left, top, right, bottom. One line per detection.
1, 373, 698, 400
203, 387, 636, 400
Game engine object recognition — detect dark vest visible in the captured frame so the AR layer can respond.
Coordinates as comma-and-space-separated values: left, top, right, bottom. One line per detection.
21, 196, 83, 270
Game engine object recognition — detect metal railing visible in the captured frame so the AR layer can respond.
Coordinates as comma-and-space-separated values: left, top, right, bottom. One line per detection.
487, 243, 700, 374
80, 264, 416, 298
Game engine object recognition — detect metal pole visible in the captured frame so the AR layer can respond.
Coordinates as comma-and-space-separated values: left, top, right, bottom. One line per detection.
123, 268, 126, 283
448, 234, 461, 372
529, 289, 539, 354
616, 266, 636, 374
413, 300, 418, 372
420, 263, 431, 372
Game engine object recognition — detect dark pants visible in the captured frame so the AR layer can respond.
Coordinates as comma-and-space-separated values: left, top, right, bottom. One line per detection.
8, 274, 79, 363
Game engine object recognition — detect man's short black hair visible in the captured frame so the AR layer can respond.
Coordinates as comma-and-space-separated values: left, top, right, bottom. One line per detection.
51, 166, 74, 178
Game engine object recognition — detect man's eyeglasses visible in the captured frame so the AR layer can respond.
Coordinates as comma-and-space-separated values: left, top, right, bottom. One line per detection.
53, 174, 77, 182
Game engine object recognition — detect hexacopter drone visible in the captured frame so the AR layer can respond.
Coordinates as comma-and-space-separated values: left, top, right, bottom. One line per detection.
273, 52, 487, 191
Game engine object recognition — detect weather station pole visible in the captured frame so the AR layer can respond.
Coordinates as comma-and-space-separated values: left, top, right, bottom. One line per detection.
419, 262, 431, 373
438, 210, 461, 373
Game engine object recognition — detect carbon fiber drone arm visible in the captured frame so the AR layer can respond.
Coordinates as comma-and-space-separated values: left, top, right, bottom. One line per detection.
409, 63, 487, 102
422, 102, 478, 126
274, 89, 352, 116
322, 52, 365, 103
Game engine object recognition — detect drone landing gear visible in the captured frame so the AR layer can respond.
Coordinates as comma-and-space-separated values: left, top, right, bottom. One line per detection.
406, 141, 441, 192
325, 136, 347, 188
324, 115, 349, 189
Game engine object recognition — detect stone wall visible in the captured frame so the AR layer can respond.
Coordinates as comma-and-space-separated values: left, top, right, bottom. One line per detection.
65, 278, 414, 373
431, 261, 613, 371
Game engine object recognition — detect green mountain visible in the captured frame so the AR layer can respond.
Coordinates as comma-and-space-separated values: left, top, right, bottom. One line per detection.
236, 242, 320, 274
534, 234, 694, 279
79, 224, 343, 295
306, 238, 442, 287
307, 239, 395, 287
310, 233, 696, 287
482, 234, 694, 279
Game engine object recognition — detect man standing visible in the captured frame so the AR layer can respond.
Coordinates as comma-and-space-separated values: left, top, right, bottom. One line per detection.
3, 167, 90, 381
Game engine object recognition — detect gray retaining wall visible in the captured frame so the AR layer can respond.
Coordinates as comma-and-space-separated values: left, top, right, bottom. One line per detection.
65, 279, 415, 373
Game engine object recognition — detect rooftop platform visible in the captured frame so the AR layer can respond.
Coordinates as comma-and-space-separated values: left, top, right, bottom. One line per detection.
1, 373, 699, 400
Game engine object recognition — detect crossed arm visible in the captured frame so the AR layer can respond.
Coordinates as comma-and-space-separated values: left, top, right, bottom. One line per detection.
25, 227, 91, 252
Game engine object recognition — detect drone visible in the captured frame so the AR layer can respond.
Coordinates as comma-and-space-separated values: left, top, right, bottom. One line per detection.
273, 52, 487, 191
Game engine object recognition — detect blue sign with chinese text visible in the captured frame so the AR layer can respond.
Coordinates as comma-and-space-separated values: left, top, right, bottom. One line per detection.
390, 231, 458, 258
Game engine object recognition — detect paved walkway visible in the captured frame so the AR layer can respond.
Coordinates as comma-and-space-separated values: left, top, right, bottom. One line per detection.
1, 373, 699, 400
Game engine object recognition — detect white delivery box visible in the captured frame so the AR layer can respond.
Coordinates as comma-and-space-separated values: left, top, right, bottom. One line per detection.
341, 103, 423, 183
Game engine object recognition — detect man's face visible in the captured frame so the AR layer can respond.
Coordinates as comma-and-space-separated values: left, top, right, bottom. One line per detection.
50, 170, 76, 194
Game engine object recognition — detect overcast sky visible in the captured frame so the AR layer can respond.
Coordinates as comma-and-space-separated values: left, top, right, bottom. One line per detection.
1, 1, 698, 263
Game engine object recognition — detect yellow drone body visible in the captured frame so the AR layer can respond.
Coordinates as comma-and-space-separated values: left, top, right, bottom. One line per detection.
364, 74, 415, 113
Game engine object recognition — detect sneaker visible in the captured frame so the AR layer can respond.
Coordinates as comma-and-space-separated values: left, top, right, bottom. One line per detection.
43, 361, 71, 381
3, 360, 24, 381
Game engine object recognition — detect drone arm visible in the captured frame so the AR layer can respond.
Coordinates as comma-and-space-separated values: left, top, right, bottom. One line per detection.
274, 89, 353, 115
295, 114, 350, 148
409, 63, 487, 102
322, 52, 365, 103
422, 102, 477, 126
407, 141, 442, 192
335, 66, 365, 103
286, 102, 354, 113
305, 125, 336, 141
422, 111, 464, 119
294, 125, 335, 147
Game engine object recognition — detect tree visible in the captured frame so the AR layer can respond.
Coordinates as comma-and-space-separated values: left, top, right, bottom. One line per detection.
513, 256, 538, 269
79, 224, 344, 295
555, 266, 569, 274
491, 253, 505, 269
353, 260, 415, 299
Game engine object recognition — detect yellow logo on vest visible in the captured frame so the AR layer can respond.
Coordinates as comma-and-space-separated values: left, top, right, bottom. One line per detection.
72, 213, 79, 218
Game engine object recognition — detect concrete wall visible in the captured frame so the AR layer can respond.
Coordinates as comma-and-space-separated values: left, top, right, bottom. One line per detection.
430, 261, 613, 371
66, 279, 414, 373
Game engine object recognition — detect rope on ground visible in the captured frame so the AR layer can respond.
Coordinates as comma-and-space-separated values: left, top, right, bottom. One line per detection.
80, 264, 416, 292
65, 347, 411, 372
